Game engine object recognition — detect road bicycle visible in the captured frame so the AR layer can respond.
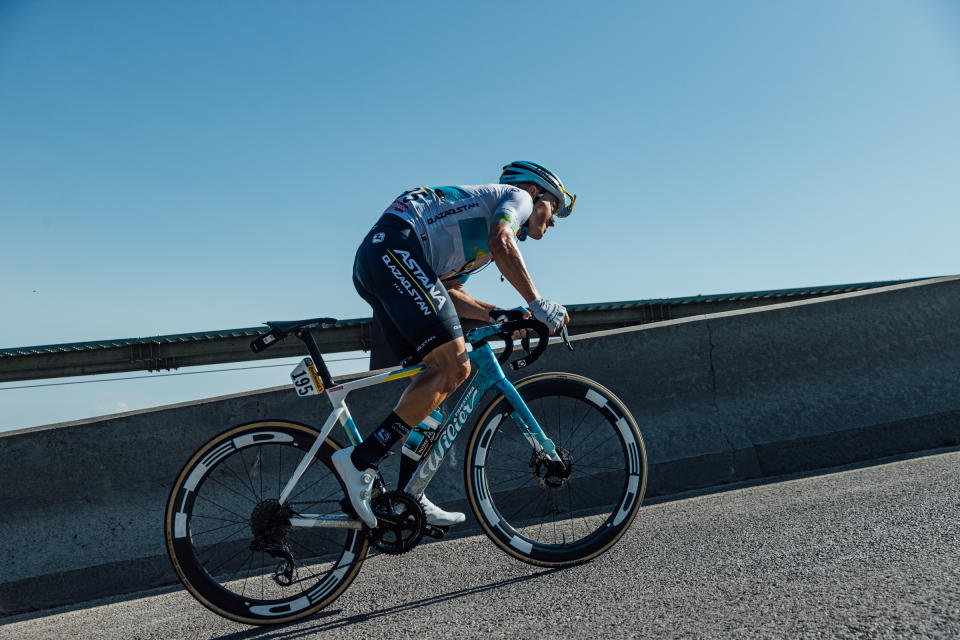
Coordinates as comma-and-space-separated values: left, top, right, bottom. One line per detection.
165, 316, 647, 625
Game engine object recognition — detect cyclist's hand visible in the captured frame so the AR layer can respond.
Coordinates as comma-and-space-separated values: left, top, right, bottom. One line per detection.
489, 307, 532, 339
529, 298, 569, 333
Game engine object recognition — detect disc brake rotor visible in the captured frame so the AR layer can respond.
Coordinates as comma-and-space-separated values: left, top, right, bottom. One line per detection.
531, 446, 574, 489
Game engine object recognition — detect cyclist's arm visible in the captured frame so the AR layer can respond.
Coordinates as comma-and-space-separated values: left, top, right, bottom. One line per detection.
446, 279, 497, 321
488, 221, 539, 303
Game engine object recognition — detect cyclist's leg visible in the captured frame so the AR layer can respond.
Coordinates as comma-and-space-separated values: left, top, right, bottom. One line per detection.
348, 223, 463, 468
394, 336, 470, 427
392, 337, 470, 526
336, 218, 464, 526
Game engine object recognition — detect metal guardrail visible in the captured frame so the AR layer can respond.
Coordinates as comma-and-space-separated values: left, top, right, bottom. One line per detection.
0, 279, 921, 382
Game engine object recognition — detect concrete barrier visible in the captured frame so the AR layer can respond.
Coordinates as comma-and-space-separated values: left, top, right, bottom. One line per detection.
2, 276, 959, 616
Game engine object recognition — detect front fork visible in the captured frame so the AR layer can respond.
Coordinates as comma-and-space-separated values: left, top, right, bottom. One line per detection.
494, 378, 563, 463
466, 340, 564, 464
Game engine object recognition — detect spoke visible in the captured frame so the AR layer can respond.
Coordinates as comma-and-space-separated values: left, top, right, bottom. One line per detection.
574, 463, 628, 473
486, 472, 535, 490
205, 544, 251, 578
504, 488, 551, 529
489, 448, 532, 466
237, 446, 260, 503
258, 445, 264, 504
554, 393, 562, 446
546, 393, 568, 448
287, 535, 333, 563
204, 472, 261, 507
190, 513, 246, 525
534, 491, 555, 542
192, 520, 248, 538
278, 444, 283, 500
197, 493, 250, 521
288, 469, 338, 503
568, 481, 616, 519
560, 401, 596, 449
566, 482, 580, 542
574, 432, 620, 466
485, 462, 533, 477
196, 520, 248, 550
193, 491, 250, 523
218, 456, 259, 502
484, 467, 532, 480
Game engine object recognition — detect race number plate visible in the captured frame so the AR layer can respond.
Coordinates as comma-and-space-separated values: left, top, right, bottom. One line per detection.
290, 357, 324, 397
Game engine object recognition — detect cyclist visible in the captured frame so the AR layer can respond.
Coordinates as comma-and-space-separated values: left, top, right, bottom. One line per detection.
332, 161, 575, 529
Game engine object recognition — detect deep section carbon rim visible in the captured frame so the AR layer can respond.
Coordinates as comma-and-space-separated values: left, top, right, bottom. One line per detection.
165, 422, 368, 625
466, 374, 646, 566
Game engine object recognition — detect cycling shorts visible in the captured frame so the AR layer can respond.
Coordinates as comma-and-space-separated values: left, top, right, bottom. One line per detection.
353, 214, 462, 367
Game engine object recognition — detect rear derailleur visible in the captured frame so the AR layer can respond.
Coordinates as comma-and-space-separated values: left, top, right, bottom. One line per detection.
249, 498, 298, 586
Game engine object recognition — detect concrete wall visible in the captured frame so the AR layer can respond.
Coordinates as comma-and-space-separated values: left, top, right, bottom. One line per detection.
2, 276, 959, 615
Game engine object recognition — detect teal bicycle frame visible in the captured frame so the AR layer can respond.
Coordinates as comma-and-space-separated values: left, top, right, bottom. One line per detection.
276, 324, 562, 528
404, 325, 562, 498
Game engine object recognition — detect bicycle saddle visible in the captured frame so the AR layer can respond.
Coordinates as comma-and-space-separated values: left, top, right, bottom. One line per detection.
265, 317, 339, 335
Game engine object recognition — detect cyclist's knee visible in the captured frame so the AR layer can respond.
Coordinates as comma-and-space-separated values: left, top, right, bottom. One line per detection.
423, 339, 470, 394
447, 358, 471, 391
431, 354, 469, 395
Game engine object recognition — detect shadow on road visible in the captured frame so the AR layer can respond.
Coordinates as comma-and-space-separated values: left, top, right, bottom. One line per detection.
214, 568, 557, 640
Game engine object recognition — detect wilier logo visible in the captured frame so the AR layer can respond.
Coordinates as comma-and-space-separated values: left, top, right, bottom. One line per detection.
372, 232, 385, 244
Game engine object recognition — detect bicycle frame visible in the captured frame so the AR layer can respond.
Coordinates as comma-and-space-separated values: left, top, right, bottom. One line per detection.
280, 324, 562, 530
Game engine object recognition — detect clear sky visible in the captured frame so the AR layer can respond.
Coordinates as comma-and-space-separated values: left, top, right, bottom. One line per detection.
2, 0, 959, 431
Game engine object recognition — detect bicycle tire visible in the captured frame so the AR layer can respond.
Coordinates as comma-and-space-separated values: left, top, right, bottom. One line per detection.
165, 420, 368, 625
464, 373, 646, 567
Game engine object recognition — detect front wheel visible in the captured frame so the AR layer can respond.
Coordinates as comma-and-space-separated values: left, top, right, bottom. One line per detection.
164, 420, 368, 625
464, 373, 646, 567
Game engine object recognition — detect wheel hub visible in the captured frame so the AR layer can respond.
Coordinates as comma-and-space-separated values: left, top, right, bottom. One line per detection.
250, 499, 295, 542
531, 446, 574, 488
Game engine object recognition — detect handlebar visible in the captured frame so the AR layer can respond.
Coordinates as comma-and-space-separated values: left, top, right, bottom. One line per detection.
472, 318, 574, 371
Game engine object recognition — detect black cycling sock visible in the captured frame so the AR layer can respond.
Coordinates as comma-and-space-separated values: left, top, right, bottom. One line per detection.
398, 453, 416, 490
351, 412, 411, 469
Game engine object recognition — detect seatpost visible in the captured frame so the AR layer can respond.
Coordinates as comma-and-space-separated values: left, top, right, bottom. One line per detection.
296, 328, 334, 389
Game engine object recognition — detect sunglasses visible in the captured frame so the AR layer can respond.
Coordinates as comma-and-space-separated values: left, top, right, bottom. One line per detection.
537, 187, 577, 219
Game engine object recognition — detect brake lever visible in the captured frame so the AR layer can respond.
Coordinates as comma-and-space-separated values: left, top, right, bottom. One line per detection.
560, 325, 574, 351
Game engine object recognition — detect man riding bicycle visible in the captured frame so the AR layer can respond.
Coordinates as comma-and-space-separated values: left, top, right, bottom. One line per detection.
332, 161, 575, 529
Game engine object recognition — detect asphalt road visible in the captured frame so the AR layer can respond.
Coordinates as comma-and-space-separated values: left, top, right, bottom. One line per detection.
3, 449, 959, 640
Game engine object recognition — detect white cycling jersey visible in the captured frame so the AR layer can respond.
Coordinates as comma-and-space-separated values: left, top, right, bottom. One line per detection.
382, 184, 533, 281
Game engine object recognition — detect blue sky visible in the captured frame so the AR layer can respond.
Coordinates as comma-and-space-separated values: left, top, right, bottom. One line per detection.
2, 1, 959, 431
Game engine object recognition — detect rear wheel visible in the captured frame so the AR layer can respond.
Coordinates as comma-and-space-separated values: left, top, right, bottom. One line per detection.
165, 421, 368, 625
465, 373, 646, 567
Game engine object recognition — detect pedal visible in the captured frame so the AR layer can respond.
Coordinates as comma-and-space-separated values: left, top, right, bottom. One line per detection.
424, 524, 449, 539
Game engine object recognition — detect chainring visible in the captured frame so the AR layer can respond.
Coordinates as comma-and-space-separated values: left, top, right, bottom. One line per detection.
367, 491, 425, 555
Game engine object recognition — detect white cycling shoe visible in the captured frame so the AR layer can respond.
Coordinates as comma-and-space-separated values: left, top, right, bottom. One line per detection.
420, 494, 466, 527
331, 447, 378, 528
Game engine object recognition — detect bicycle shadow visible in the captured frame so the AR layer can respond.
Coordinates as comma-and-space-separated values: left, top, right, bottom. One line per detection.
215, 568, 558, 640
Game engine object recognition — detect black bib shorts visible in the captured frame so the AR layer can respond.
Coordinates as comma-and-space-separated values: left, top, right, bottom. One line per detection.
353, 214, 462, 368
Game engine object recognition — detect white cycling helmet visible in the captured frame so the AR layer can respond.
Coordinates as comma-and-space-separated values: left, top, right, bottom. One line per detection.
499, 160, 576, 218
